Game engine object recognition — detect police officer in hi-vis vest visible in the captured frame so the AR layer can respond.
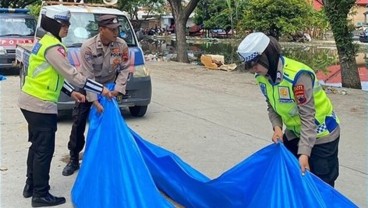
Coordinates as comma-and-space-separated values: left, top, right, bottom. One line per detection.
18, 6, 111, 207
62, 15, 131, 176
237, 32, 340, 187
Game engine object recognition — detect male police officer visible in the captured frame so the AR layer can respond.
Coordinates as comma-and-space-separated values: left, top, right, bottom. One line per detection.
237, 32, 340, 187
62, 15, 130, 176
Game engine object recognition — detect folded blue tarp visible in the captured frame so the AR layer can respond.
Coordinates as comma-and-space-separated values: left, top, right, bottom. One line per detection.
72, 86, 357, 208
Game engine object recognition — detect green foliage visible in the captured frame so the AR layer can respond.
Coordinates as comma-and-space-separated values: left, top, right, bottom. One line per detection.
238, 0, 313, 39
1, 0, 38, 8
27, 2, 42, 18
194, 0, 246, 30
283, 47, 339, 72
306, 9, 330, 39
118, 0, 165, 20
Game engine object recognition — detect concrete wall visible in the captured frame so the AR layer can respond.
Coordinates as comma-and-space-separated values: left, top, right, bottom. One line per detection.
350, 5, 368, 26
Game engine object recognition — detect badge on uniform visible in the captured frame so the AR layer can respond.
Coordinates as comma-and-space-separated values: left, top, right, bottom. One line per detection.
111, 47, 122, 69
278, 86, 291, 101
111, 47, 121, 56
294, 84, 307, 104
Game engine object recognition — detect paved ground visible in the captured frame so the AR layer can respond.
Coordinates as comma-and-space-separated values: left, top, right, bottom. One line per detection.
0, 61, 367, 207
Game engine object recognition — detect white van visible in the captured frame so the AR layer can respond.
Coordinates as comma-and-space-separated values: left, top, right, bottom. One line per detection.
16, 3, 151, 117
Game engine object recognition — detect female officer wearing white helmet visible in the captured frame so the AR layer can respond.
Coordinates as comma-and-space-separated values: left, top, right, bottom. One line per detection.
18, 6, 111, 207
237, 32, 340, 187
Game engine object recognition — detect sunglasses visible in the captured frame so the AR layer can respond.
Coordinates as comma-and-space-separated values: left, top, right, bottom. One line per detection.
61, 24, 70, 28
238, 53, 261, 69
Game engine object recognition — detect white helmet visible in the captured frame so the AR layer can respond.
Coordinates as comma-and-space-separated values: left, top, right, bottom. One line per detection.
237, 32, 270, 63
41, 6, 71, 25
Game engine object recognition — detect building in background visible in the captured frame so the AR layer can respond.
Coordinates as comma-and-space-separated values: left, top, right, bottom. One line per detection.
309, 0, 368, 27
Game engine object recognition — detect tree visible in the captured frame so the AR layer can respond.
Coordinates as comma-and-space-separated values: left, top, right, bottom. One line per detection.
239, 0, 313, 39
1, 0, 38, 8
119, 0, 164, 21
194, 0, 246, 33
322, 0, 361, 89
168, 0, 200, 63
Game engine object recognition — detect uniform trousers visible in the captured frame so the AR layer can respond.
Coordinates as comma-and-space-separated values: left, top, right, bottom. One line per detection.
68, 96, 92, 161
21, 109, 57, 197
283, 134, 340, 187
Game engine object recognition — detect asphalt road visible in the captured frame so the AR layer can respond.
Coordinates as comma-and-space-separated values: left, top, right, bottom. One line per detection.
0, 62, 367, 207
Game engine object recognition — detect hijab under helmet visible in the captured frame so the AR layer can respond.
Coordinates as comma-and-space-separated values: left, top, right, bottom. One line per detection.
237, 32, 282, 82
40, 6, 71, 41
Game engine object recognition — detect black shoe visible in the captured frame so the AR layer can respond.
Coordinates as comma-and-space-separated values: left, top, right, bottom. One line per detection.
23, 184, 33, 198
32, 192, 66, 207
62, 161, 79, 176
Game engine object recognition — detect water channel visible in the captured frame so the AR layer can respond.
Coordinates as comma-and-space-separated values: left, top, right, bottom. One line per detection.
140, 37, 368, 90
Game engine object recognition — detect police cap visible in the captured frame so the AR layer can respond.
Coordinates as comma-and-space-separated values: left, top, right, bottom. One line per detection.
97, 15, 121, 29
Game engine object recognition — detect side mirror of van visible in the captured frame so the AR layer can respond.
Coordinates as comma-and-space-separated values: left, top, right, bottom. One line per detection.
35, 27, 46, 39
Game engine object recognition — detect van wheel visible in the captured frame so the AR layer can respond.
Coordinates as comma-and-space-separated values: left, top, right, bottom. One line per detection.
129, 105, 147, 117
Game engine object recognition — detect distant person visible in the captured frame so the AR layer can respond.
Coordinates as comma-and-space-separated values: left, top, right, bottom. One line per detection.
136, 28, 144, 41
19, 6, 111, 207
237, 32, 340, 187
62, 14, 130, 177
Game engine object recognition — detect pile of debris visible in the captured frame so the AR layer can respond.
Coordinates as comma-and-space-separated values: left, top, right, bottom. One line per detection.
200, 54, 237, 71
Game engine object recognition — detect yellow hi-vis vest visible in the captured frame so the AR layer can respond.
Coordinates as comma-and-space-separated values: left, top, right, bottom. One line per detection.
256, 56, 339, 138
22, 34, 66, 102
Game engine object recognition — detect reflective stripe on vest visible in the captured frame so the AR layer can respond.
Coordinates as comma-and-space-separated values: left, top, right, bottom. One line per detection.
22, 34, 66, 102
32, 62, 50, 78
256, 56, 339, 138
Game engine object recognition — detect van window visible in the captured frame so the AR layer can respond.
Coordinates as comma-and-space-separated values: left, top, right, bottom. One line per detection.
63, 12, 136, 47
0, 17, 36, 37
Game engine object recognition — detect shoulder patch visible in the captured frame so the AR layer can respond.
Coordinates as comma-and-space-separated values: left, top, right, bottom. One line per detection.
57, 47, 66, 57
294, 84, 306, 104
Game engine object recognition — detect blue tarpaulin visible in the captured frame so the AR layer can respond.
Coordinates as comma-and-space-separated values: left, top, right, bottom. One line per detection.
0, 75, 6, 81
72, 86, 357, 208
133, 131, 357, 208
71, 90, 173, 208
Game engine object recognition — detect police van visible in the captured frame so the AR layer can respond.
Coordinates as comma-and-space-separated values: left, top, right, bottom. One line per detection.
0, 8, 36, 70
16, 1, 151, 117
